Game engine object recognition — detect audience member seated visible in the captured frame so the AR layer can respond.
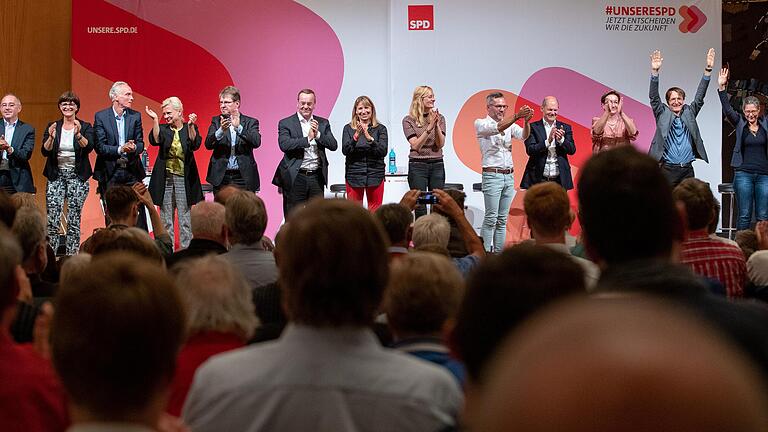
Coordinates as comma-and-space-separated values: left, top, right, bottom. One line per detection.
579, 146, 768, 384
450, 244, 585, 426
736, 229, 758, 260
167, 255, 257, 416
165, 201, 227, 269
0, 227, 69, 432
10, 192, 59, 283
747, 250, 768, 302
88, 227, 164, 266
0, 190, 15, 227
674, 178, 747, 298
373, 202, 413, 260
51, 252, 185, 432
433, 188, 471, 257
222, 190, 277, 293
383, 251, 466, 385
523, 182, 599, 289
184, 199, 462, 432
411, 189, 485, 276
475, 297, 768, 432
80, 183, 172, 256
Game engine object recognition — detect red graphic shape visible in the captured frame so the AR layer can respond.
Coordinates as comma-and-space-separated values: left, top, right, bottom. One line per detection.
408, 5, 434, 30
679, 5, 707, 33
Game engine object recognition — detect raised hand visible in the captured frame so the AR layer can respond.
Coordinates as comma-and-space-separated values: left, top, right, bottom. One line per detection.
48, 123, 57, 139
123, 139, 136, 153
617, 97, 624, 114
145, 106, 158, 120
718, 67, 729, 89
220, 116, 232, 130
0, 135, 9, 150
650, 50, 663, 72
187, 113, 198, 125
73, 119, 81, 135
231, 114, 241, 129
706, 48, 716, 70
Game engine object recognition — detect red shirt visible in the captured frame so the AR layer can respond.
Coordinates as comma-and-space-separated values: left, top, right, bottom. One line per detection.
167, 331, 244, 416
681, 230, 747, 298
0, 331, 69, 432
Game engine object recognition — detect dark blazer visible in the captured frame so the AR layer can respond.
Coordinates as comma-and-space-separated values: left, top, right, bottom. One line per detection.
521, 119, 576, 190
148, 123, 204, 206
204, 114, 261, 192
165, 238, 227, 269
93, 107, 145, 186
341, 123, 388, 188
41, 118, 94, 181
648, 75, 709, 163
719, 89, 768, 168
272, 113, 338, 191
0, 119, 35, 192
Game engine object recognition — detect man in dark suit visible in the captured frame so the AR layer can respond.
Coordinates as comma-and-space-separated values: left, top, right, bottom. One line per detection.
273, 88, 338, 217
0, 94, 35, 194
521, 96, 576, 190
93, 81, 145, 191
205, 86, 261, 193
648, 48, 715, 187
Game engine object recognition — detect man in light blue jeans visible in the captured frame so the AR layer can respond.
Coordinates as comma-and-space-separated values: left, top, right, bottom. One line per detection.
475, 92, 532, 252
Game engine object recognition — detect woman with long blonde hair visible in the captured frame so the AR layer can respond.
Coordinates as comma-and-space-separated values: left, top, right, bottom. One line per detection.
402, 86, 446, 218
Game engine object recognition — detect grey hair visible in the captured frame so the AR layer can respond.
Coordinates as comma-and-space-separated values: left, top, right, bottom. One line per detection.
486, 92, 504, 106
0, 227, 22, 289
11, 207, 46, 262
60, 253, 92, 287
191, 201, 226, 239
412, 213, 450, 248
743, 96, 761, 112
161, 96, 183, 113
173, 255, 258, 340
108, 81, 129, 100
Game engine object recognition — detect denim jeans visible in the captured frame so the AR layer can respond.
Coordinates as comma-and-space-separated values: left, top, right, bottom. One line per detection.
408, 159, 445, 219
481, 172, 515, 252
733, 170, 768, 230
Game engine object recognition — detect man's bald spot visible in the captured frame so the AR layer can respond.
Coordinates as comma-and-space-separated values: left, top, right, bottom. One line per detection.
475, 297, 768, 432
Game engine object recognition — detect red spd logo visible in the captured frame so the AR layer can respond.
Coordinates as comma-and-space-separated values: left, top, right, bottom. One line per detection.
408, 5, 434, 31
679, 5, 706, 33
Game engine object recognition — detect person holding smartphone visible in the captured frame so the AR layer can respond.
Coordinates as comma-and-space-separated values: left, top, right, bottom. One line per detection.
342, 96, 388, 212
204, 86, 261, 194
402, 85, 446, 219
521, 96, 576, 191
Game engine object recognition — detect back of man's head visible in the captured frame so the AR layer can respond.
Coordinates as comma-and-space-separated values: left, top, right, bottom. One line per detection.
451, 244, 585, 383
225, 191, 267, 246
412, 213, 450, 248
673, 178, 717, 231
51, 252, 185, 423
0, 190, 15, 228
191, 201, 226, 243
12, 207, 47, 270
0, 227, 22, 314
524, 182, 572, 237
374, 203, 413, 246
278, 199, 388, 327
90, 227, 164, 265
384, 252, 464, 338
475, 297, 768, 432
105, 185, 138, 223
433, 189, 466, 219
578, 146, 680, 265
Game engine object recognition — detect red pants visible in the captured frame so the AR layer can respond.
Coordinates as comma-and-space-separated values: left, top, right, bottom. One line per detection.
346, 181, 384, 213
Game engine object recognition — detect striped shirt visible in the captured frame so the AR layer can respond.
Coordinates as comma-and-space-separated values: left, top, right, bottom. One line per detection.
680, 230, 746, 298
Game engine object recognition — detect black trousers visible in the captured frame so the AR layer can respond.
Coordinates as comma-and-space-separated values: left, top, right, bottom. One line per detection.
0, 170, 15, 194
214, 169, 248, 194
283, 171, 324, 219
661, 162, 694, 188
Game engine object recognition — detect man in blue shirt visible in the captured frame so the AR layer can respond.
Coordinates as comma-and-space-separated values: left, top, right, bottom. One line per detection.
648, 48, 715, 186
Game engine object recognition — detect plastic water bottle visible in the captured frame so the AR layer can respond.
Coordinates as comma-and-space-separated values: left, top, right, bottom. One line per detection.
388, 148, 396, 174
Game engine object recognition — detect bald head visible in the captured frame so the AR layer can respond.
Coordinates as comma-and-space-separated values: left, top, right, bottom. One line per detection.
474, 297, 768, 432
190, 201, 226, 244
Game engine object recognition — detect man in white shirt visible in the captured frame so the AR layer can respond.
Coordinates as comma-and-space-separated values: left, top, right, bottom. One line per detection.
183, 199, 462, 432
475, 92, 532, 252
0, 94, 35, 194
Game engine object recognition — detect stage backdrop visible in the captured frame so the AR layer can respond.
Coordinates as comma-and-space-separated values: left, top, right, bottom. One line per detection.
72, 0, 721, 241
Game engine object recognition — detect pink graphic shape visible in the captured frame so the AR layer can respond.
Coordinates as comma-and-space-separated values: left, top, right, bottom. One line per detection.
679, 5, 707, 33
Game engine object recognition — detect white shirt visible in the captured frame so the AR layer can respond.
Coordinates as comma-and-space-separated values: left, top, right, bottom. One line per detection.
183, 324, 462, 432
543, 119, 563, 178
298, 112, 320, 170
1, 119, 16, 168
58, 127, 76, 170
475, 115, 523, 169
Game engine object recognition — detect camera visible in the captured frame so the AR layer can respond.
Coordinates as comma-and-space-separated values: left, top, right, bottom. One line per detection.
221, 113, 231, 120
416, 191, 439, 205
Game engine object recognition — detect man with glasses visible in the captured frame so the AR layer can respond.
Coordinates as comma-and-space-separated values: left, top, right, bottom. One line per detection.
0, 94, 35, 194
204, 86, 262, 193
475, 93, 532, 252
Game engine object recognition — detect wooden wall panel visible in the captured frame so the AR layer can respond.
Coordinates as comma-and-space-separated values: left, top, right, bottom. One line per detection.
0, 0, 72, 208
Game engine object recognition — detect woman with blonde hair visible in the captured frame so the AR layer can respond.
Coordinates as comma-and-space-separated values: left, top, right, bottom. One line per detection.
341, 96, 388, 212
402, 86, 446, 218
145, 97, 203, 248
